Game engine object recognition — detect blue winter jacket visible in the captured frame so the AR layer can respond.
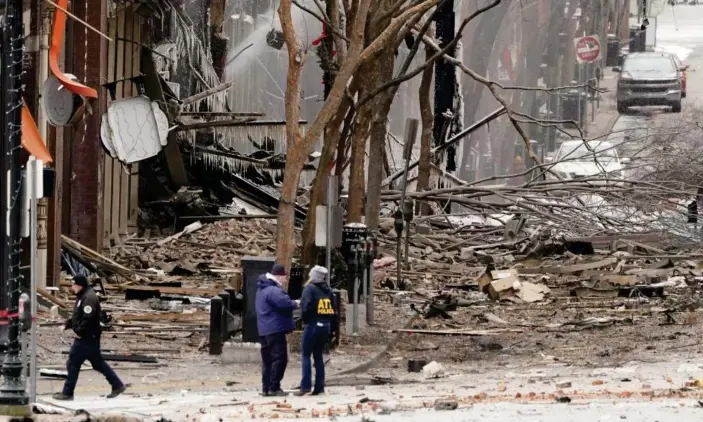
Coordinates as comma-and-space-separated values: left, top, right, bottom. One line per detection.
300, 279, 335, 325
255, 274, 297, 336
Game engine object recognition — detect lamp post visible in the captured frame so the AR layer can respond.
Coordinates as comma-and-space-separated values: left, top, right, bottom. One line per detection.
0, 0, 30, 410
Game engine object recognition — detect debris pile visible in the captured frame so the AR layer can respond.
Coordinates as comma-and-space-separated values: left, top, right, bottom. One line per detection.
370, 214, 703, 366
35, 197, 703, 384
112, 218, 277, 281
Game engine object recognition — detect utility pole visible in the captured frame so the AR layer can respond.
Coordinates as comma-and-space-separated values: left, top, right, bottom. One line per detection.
0, 0, 31, 412
0, 4, 8, 398
36, 9, 51, 290
433, 0, 457, 173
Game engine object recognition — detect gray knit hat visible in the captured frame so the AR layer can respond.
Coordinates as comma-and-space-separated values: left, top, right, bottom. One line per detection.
309, 265, 329, 284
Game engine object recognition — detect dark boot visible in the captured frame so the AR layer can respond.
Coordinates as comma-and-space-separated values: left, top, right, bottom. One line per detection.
52, 392, 73, 401
269, 390, 289, 397
294, 390, 310, 396
311, 389, 325, 396
106, 385, 127, 398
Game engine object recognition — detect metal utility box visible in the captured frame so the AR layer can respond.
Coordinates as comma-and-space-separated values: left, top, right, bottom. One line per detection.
241, 256, 275, 343
241, 256, 304, 343
288, 266, 304, 301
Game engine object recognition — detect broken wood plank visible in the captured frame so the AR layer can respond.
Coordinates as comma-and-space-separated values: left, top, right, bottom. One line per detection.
178, 214, 278, 221
616, 239, 666, 255
117, 312, 209, 322
61, 351, 158, 363
62, 235, 143, 279
518, 257, 618, 275
180, 111, 264, 117
156, 221, 203, 246
391, 328, 523, 336
565, 234, 663, 249
37, 287, 69, 308
624, 268, 678, 277
124, 285, 220, 296
590, 275, 639, 286
39, 369, 68, 379
123, 285, 220, 299
180, 81, 234, 105
570, 287, 619, 298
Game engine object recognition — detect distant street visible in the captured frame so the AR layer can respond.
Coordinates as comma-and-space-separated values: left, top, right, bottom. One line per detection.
606, 5, 703, 183
657, 3, 703, 105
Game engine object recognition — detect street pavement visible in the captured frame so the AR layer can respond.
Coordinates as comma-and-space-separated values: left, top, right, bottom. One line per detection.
657, 3, 703, 105
36, 359, 703, 421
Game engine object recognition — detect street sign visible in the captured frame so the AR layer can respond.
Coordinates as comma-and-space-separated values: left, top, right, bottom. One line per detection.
315, 205, 344, 247
574, 35, 602, 64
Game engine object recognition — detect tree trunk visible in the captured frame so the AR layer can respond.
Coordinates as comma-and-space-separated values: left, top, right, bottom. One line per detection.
275, 0, 370, 271
275, 0, 437, 270
300, 99, 352, 266
347, 103, 372, 223
364, 49, 394, 231
364, 102, 391, 230
275, 144, 307, 271
275, 0, 304, 271
335, 104, 356, 191
417, 41, 434, 216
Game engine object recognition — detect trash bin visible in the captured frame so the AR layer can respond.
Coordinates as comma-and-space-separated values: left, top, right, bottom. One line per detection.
606, 35, 620, 67
561, 90, 587, 128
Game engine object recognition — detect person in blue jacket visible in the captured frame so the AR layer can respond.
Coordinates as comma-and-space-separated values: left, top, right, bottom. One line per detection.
255, 264, 299, 397
295, 265, 334, 396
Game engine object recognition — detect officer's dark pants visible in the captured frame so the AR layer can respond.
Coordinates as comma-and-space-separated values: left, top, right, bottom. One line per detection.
62, 337, 123, 396
300, 322, 330, 392
260, 332, 288, 393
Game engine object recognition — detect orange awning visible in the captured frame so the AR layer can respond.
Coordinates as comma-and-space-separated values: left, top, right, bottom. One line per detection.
21, 100, 53, 164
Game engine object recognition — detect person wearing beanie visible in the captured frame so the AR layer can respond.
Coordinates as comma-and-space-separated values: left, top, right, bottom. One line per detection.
295, 265, 334, 396
255, 264, 299, 397
53, 276, 126, 401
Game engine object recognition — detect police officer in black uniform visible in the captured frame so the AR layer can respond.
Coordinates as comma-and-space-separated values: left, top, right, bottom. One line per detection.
52, 276, 126, 400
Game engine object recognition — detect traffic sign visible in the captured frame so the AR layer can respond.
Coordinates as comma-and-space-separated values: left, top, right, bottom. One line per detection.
574, 35, 602, 64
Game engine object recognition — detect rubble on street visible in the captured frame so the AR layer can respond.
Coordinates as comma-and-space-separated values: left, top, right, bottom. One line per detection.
34, 199, 703, 380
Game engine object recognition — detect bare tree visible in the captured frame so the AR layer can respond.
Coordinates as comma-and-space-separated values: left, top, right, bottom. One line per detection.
275, 0, 443, 270
416, 30, 435, 216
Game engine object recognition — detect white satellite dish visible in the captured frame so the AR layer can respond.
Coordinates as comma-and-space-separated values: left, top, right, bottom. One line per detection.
41, 74, 79, 126
100, 96, 164, 164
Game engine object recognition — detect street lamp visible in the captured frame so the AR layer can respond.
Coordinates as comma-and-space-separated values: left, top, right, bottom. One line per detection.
0, 0, 31, 411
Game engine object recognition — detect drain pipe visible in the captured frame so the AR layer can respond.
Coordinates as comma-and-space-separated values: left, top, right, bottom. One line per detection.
36, 12, 51, 290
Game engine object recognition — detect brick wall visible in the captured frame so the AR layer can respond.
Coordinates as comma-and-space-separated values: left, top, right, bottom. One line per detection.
66, 0, 107, 250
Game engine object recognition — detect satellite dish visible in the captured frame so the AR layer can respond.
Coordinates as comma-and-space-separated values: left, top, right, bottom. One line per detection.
41, 74, 87, 126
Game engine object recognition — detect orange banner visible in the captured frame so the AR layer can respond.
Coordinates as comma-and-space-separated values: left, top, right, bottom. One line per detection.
49, 0, 97, 98
21, 100, 53, 164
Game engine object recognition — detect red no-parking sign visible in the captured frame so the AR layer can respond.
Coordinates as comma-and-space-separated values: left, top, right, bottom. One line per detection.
574, 35, 602, 63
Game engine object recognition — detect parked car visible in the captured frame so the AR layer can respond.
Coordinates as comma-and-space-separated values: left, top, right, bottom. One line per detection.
546, 140, 628, 184
670, 54, 689, 97
614, 52, 682, 113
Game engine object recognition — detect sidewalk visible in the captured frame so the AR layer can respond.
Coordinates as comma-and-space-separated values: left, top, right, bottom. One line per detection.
585, 68, 621, 139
